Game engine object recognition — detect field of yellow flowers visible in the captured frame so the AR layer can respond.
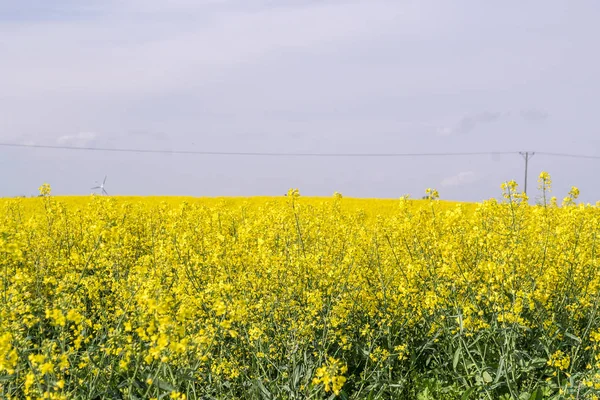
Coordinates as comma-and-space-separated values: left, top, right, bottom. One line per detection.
2, 174, 600, 399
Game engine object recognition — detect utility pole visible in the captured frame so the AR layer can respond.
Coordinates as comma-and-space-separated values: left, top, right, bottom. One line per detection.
519, 151, 535, 195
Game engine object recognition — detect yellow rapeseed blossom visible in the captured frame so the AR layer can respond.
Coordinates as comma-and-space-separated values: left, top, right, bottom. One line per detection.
0, 333, 18, 374
2, 175, 600, 398
548, 350, 571, 371
312, 357, 348, 395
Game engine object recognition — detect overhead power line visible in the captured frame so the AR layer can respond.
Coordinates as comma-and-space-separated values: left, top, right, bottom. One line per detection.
0, 142, 519, 157
2, 143, 600, 161
537, 152, 600, 160
4, 142, 600, 198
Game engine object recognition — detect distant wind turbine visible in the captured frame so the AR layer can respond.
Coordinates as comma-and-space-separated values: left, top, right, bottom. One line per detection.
91, 176, 109, 196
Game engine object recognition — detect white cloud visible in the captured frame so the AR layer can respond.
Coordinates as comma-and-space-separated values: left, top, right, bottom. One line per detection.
441, 171, 478, 187
56, 131, 97, 146
520, 108, 549, 122
436, 126, 453, 136
438, 109, 548, 136
438, 111, 505, 136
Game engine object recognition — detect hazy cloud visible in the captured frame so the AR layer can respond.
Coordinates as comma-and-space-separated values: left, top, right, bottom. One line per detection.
439, 108, 548, 136
520, 109, 549, 122
56, 132, 97, 146
439, 111, 505, 136
441, 171, 478, 188
128, 130, 167, 140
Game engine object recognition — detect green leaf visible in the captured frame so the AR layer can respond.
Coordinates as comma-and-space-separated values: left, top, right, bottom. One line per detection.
493, 358, 504, 384
453, 347, 461, 371
417, 387, 431, 400
565, 332, 581, 343
292, 363, 304, 387
482, 371, 493, 383
256, 380, 272, 400
530, 358, 547, 366
461, 387, 476, 400
529, 387, 543, 400
156, 379, 175, 392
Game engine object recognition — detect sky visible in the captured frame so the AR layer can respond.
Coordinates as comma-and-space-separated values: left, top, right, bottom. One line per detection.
1, 0, 600, 201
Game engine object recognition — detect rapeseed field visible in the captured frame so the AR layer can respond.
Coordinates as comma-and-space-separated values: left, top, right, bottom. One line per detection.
2, 173, 600, 399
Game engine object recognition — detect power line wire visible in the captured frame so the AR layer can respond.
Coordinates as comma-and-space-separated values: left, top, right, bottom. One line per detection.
0, 142, 519, 157
5, 142, 600, 199
537, 152, 600, 160
3, 142, 600, 160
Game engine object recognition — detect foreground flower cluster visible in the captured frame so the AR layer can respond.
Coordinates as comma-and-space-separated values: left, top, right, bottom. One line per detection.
2, 175, 600, 399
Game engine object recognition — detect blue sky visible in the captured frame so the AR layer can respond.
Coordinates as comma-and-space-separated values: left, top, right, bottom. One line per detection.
1, 0, 599, 201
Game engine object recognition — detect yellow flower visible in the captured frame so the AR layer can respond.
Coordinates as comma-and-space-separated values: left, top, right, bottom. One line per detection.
66, 309, 83, 324
40, 362, 54, 375
287, 188, 300, 198
0, 333, 18, 374
38, 183, 52, 196
312, 357, 347, 395
548, 350, 570, 371
424, 188, 440, 200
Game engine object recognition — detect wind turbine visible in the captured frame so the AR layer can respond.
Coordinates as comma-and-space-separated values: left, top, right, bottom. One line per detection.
91, 176, 109, 196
